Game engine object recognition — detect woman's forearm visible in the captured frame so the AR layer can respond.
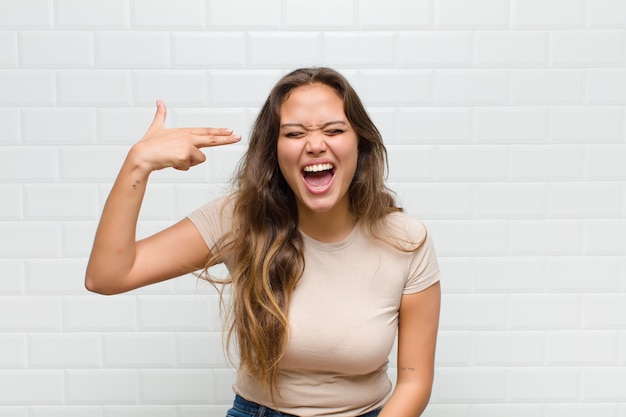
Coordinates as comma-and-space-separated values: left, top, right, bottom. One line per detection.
85, 149, 151, 294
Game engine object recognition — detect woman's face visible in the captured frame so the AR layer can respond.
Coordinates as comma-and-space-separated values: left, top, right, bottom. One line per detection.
277, 83, 358, 219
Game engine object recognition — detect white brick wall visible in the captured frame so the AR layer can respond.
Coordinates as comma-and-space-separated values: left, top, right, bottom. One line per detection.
0, 0, 625, 416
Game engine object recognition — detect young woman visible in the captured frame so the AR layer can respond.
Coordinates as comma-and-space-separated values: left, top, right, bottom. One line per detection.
86, 67, 441, 417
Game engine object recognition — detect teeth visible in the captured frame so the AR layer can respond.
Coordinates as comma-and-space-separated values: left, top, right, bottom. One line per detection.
303, 163, 334, 173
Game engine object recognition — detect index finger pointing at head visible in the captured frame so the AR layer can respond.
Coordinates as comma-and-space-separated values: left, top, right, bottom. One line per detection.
187, 127, 238, 138
192, 131, 242, 148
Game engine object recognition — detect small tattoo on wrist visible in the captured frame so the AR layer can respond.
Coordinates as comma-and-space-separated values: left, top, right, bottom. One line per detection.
400, 367, 416, 372
132, 180, 141, 190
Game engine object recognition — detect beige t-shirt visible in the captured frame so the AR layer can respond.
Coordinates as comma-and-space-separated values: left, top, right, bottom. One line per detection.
188, 197, 441, 417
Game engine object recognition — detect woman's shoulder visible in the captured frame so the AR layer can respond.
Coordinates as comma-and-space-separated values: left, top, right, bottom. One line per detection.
191, 194, 235, 217
379, 210, 428, 248
186, 194, 237, 248
366, 210, 428, 252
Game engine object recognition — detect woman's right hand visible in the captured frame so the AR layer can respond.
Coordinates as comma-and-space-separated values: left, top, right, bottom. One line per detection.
85, 100, 241, 294
129, 100, 241, 174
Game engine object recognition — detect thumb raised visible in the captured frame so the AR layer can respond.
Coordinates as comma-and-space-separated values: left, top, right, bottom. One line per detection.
149, 99, 167, 130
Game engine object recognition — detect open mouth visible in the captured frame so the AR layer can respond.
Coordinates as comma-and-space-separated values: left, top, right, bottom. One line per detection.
302, 163, 335, 190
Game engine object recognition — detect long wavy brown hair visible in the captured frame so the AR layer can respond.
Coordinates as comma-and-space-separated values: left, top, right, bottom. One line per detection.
204, 67, 408, 397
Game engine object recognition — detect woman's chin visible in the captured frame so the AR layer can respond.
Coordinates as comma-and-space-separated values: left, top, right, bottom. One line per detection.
296, 193, 348, 216
300, 201, 335, 214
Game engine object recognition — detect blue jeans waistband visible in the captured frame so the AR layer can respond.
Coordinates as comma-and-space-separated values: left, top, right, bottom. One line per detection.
228, 395, 382, 417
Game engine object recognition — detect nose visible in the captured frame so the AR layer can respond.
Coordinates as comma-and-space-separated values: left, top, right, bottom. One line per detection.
305, 130, 327, 154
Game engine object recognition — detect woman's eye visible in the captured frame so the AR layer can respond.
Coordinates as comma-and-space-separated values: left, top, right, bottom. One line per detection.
285, 132, 304, 138
325, 129, 344, 135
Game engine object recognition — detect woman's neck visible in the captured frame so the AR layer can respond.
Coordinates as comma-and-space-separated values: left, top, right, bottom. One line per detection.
297, 205, 357, 243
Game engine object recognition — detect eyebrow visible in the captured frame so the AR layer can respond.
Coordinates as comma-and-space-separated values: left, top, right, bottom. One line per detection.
280, 120, 348, 130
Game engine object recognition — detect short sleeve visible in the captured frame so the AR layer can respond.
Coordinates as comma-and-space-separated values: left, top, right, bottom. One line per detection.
403, 225, 441, 294
186, 196, 234, 252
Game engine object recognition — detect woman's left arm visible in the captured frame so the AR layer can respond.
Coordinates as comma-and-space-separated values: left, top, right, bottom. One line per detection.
379, 281, 441, 417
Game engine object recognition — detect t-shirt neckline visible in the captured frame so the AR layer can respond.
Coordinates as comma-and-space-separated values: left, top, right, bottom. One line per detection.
299, 222, 361, 251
